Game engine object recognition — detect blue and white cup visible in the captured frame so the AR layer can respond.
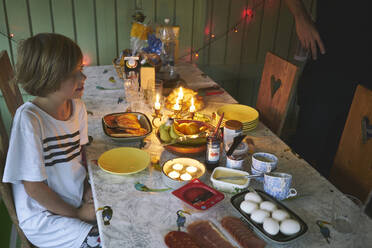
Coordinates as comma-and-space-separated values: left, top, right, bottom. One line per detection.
252, 152, 278, 172
263, 172, 297, 200
251, 152, 278, 182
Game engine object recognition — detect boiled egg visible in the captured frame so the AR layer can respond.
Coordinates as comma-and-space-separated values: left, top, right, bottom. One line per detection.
186, 166, 197, 173
172, 163, 184, 170
250, 209, 270, 224
180, 173, 192, 181
260, 201, 277, 212
168, 171, 180, 179
240, 200, 258, 215
272, 209, 289, 222
280, 219, 300, 235
263, 217, 280, 235
244, 192, 262, 203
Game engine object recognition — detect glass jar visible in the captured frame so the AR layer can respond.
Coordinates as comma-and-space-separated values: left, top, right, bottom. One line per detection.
223, 120, 243, 151
205, 135, 221, 170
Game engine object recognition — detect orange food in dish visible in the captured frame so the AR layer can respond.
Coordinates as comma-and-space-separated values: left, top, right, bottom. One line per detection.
104, 113, 147, 136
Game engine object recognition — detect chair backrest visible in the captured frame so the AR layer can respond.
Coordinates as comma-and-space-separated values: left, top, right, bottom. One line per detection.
255, 52, 298, 136
329, 84, 372, 203
0, 50, 24, 117
0, 110, 35, 248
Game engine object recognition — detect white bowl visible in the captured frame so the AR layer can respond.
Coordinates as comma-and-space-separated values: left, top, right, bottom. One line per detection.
162, 157, 206, 189
210, 167, 251, 193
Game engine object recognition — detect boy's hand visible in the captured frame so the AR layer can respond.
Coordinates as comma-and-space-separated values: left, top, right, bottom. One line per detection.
83, 185, 93, 204
77, 202, 96, 222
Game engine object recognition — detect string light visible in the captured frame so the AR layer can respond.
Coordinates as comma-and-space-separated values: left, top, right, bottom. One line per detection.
180, 1, 264, 59
246, 8, 253, 18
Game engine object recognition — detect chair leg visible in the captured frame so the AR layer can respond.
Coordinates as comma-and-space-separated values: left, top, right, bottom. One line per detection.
9, 224, 17, 248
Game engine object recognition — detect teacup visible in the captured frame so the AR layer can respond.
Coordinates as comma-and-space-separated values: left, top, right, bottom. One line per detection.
252, 152, 278, 173
263, 172, 297, 200
250, 165, 265, 182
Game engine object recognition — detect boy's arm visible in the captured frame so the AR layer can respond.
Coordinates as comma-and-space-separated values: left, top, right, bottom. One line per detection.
23, 181, 95, 222
284, 0, 325, 59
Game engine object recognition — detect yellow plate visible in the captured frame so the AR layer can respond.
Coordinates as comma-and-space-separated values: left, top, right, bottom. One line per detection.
217, 104, 259, 123
98, 147, 150, 175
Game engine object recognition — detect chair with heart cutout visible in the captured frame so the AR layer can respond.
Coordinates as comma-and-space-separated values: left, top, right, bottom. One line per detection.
329, 84, 372, 204
255, 52, 298, 136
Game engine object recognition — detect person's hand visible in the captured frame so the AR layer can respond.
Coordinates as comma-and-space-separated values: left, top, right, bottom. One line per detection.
295, 14, 325, 60
77, 202, 96, 222
83, 184, 93, 204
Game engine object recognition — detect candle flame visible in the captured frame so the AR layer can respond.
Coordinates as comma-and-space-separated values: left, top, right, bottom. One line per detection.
189, 97, 196, 113
156, 93, 160, 103
178, 87, 184, 100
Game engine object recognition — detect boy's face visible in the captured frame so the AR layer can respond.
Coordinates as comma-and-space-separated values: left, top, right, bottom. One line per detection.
58, 63, 86, 99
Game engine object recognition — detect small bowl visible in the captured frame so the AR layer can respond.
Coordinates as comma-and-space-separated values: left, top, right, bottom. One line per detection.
162, 158, 206, 189
210, 167, 251, 193
102, 112, 152, 143
252, 152, 278, 172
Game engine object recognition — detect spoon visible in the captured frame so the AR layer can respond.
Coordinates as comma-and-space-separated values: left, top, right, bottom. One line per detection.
96, 85, 122, 90
215, 174, 263, 181
226, 134, 247, 157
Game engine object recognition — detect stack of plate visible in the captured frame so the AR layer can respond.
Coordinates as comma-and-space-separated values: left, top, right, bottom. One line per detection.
216, 104, 259, 132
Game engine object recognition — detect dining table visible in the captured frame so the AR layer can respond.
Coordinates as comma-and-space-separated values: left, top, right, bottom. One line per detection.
82, 61, 372, 248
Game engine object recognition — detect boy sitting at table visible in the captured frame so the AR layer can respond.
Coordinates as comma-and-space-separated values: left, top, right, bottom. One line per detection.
2, 33, 101, 248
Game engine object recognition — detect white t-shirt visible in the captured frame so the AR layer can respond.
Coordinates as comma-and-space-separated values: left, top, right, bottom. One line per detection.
2, 99, 92, 248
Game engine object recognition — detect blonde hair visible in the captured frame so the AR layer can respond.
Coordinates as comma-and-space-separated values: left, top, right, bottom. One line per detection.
15, 33, 83, 97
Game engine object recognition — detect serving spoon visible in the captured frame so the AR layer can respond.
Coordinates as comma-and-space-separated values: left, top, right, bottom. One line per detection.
215, 174, 263, 181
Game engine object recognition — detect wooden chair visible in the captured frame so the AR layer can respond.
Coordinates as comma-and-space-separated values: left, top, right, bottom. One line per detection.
329, 84, 372, 203
255, 52, 298, 136
0, 50, 24, 117
0, 112, 35, 248
0, 50, 34, 247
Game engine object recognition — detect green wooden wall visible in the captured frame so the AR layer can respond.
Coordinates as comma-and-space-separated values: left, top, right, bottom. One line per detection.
0, 0, 315, 106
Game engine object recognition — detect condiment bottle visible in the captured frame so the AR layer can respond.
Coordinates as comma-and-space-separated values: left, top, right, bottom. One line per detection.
205, 135, 221, 170
223, 120, 243, 151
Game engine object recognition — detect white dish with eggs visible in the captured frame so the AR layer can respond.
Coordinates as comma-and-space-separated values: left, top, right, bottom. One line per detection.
162, 157, 206, 189
230, 189, 308, 244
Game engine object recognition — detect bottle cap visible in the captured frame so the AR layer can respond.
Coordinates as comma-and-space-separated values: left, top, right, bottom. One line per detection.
225, 120, 243, 130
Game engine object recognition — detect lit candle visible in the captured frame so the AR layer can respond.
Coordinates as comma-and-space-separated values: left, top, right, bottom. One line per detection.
154, 93, 161, 110
189, 97, 196, 113
186, 166, 197, 173
173, 97, 181, 111
178, 87, 184, 100
180, 173, 192, 181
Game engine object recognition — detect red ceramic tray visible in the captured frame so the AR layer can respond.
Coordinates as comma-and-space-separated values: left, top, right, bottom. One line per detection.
172, 179, 224, 210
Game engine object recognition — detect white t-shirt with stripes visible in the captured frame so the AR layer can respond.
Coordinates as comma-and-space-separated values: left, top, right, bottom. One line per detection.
3, 99, 92, 248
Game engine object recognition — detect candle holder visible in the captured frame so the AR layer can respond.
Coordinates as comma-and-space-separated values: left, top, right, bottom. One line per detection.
152, 107, 163, 128
172, 109, 182, 119
188, 111, 195, 120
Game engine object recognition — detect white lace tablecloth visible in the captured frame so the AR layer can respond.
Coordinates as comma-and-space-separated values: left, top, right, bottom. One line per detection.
83, 62, 371, 248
